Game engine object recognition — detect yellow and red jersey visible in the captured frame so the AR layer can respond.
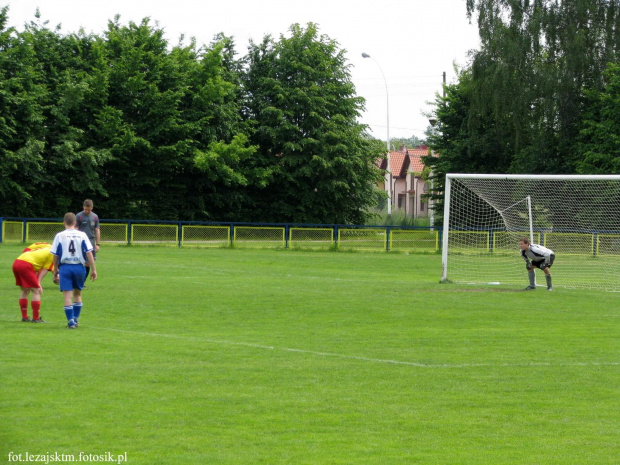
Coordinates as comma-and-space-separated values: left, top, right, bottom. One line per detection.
22, 242, 52, 253
16, 246, 54, 273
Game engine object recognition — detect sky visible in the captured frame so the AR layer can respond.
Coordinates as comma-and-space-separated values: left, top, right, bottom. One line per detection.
4, 0, 480, 142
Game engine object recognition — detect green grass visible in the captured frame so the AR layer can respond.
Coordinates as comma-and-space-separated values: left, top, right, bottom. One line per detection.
1, 244, 618, 464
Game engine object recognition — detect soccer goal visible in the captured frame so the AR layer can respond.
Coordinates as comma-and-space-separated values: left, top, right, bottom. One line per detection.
442, 174, 620, 291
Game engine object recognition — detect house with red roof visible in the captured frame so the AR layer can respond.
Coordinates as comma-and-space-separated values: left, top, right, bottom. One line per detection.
377, 145, 434, 218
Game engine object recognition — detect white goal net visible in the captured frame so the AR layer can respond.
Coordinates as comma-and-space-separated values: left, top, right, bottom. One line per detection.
442, 174, 620, 291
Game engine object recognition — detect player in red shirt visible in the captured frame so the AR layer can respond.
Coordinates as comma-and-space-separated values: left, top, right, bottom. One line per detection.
12, 243, 56, 322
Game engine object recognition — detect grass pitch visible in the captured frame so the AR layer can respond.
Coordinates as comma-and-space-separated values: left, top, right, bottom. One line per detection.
1, 244, 618, 464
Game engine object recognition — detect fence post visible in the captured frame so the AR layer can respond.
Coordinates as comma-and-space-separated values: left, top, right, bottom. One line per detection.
593, 231, 598, 257
438, 228, 443, 252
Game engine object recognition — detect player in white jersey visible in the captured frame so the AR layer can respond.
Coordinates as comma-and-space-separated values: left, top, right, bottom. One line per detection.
51, 212, 98, 328
519, 237, 555, 291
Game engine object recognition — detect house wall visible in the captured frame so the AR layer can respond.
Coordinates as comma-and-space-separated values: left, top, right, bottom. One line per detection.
379, 145, 433, 218
392, 175, 429, 218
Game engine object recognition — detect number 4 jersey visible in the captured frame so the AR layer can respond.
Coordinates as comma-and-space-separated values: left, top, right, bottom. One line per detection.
51, 228, 94, 265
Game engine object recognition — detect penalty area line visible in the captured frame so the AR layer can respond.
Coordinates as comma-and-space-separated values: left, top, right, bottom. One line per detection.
93, 327, 619, 369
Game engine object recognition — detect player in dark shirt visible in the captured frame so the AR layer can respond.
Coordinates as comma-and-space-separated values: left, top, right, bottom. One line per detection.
75, 199, 100, 280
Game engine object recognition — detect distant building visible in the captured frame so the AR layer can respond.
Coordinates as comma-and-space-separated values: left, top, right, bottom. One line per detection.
377, 145, 434, 218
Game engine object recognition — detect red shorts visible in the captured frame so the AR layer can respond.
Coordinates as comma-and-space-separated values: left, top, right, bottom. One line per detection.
12, 259, 39, 288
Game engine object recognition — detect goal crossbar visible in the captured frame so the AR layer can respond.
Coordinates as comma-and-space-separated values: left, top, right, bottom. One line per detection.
446, 173, 620, 181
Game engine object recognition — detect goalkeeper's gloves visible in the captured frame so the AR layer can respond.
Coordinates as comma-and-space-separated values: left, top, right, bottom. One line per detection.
525, 260, 532, 270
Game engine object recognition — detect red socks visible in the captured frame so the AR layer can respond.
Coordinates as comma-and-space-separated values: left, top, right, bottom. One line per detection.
19, 300, 42, 320
19, 299, 28, 319
31, 301, 41, 321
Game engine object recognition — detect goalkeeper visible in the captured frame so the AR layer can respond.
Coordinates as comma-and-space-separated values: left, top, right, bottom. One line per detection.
519, 237, 555, 291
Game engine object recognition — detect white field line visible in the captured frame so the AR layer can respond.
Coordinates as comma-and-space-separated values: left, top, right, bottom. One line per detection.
95, 327, 620, 369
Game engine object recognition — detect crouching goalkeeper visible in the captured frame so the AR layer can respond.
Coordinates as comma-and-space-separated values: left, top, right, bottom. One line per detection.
519, 237, 555, 291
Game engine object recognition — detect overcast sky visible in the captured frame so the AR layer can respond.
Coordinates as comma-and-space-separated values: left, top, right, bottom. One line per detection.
5, 0, 480, 142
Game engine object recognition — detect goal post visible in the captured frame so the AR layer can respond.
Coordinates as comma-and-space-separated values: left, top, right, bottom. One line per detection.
441, 173, 620, 291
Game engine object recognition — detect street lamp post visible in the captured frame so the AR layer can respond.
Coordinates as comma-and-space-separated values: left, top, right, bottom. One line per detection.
362, 52, 391, 216
428, 117, 438, 229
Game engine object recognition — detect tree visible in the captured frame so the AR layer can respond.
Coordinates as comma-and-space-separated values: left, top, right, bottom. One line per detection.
26, 24, 111, 214
426, 0, 620, 221
95, 18, 245, 220
576, 63, 620, 174
390, 134, 425, 151
1, 11, 381, 223
457, 0, 620, 173
242, 23, 383, 224
424, 68, 477, 223
0, 8, 111, 216
0, 6, 47, 217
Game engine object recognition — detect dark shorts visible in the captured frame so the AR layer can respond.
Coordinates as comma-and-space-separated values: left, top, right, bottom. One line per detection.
533, 254, 555, 270
83, 242, 95, 266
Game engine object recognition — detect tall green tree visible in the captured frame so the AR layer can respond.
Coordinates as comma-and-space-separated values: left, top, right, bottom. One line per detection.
445, 0, 620, 173
25, 22, 110, 214
576, 62, 620, 173
423, 67, 506, 223
242, 23, 382, 224
426, 0, 620, 220
1, 10, 381, 223
0, 7, 111, 216
189, 34, 265, 221
96, 18, 244, 220
0, 6, 47, 217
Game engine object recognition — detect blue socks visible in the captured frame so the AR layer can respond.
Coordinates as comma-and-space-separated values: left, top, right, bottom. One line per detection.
65, 303, 84, 327
73, 303, 83, 322
64, 305, 75, 326
65, 302, 82, 328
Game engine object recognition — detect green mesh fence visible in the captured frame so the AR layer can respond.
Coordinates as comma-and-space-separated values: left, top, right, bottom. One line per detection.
233, 226, 285, 249
2, 219, 455, 254
26, 222, 64, 242
390, 230, 439, 253
131, 224, 178, 245
2, 221, 24, 242
492, 231, 541, 254
597, 234, 620, 256
544, 232, 595, 256
181, 225, 230, 247
448, 231, 491, 254
289, 227, 334, 250
337, 228, 387, 251
100, 223, 128, 244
